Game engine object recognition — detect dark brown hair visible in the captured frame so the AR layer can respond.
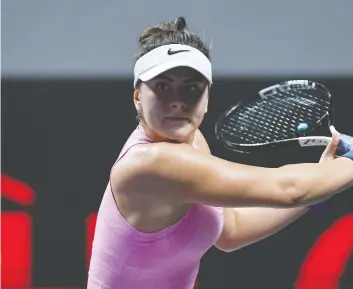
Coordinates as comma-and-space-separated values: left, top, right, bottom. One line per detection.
134, 16, 211, 66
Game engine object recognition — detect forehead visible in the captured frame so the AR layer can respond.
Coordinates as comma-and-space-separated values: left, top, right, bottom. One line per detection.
157, 67, 206, 81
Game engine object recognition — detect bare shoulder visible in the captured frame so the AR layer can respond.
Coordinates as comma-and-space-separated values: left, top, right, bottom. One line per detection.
110, 141, 212, 202
112, 129, 210, 188
110, 143, 158, 187
110, 142, 197, 191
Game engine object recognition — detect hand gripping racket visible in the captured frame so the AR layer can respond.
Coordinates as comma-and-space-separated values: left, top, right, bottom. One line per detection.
215, 80, 353, 154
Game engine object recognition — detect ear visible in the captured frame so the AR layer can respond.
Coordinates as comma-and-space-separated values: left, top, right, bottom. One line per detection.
133, 89, 141, 111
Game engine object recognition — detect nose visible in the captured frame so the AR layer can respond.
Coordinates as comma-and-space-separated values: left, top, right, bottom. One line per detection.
169, 93, 187, 110
170, 100, 186, 110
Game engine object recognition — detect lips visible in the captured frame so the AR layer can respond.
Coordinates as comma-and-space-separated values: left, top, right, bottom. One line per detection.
165, 117, 190, 121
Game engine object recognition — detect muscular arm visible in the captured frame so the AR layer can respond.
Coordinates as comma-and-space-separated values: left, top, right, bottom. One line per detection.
215, 207, 308, 252
196, 129, 310, 251
113, 129, 353, 249
114, 141, 353, 208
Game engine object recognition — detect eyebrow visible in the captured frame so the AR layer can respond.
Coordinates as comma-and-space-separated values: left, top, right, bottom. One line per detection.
184, 75, 206, 83
154, 75, 174, 82
154, 75, 206, 83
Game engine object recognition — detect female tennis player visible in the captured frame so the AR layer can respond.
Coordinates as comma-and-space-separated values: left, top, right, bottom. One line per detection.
87, 17, 353, 289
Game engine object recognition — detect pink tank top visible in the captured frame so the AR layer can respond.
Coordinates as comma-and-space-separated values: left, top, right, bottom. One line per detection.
87, 126, 224, 289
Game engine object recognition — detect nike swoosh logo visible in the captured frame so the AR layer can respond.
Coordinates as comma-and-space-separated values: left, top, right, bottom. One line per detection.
167, 48, 190, 55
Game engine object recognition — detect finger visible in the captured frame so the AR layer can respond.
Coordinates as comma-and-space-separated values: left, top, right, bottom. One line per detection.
328, 126, 352, 153
323, 133, 340, 157
329, 125, 340, 136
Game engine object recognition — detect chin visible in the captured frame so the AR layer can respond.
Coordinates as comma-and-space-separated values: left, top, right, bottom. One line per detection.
161, 126, 195, 143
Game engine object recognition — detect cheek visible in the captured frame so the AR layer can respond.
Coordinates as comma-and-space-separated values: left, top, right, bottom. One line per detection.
139, 91, 158, 112
195, 96, 208, 114
144, 99, 163, 114
141, 98, 166, 124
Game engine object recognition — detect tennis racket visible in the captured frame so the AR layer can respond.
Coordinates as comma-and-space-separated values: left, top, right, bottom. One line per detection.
215, 80, 353, 154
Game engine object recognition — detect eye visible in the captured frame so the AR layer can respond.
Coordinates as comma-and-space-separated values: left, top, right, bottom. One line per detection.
156, 82, 171, 91
188, 85, 198, 92
185, 84, 203, 94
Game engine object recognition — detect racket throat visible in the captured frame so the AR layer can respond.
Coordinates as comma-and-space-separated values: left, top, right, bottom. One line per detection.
298, 137, 331, 147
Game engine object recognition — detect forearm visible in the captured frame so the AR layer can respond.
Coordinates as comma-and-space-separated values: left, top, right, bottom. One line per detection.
219, 158, 353, 252
278, 157, 353, 206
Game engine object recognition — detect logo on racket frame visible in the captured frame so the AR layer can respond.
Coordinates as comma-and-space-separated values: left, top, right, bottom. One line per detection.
259, 80, 316, 99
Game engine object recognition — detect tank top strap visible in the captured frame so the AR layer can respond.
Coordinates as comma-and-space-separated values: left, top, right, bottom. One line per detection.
115, 125, 154, 164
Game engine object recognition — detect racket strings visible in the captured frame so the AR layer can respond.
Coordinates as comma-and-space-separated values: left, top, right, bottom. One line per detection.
226, 98, 303, 141
221, 90, 329, 145
270, 92, 322, 139
268, 91, 326, 140
225, 100, 278, 142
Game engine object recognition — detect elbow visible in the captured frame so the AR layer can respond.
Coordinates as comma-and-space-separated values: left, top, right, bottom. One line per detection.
215, 238, 241, 253
216, 246, 238, 253
280, 184, 305, 208
275, 170, 306, 208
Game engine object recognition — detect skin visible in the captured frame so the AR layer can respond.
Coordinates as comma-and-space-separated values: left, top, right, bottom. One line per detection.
134, 67, 209, 145
110, 66, 353, 252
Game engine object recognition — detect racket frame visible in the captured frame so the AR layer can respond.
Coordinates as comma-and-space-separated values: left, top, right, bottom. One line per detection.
215, 80, 336, 153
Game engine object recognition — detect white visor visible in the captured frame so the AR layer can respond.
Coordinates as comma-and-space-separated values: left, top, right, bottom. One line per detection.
133, 44, 212, 88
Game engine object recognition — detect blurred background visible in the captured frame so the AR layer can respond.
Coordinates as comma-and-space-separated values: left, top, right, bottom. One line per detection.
1, 0, 353, 288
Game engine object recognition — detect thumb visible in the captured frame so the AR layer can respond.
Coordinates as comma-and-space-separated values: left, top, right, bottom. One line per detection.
322, 133, 340, 157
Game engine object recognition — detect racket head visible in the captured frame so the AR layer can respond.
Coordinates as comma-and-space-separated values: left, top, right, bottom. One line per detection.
215, 80, 333, 153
